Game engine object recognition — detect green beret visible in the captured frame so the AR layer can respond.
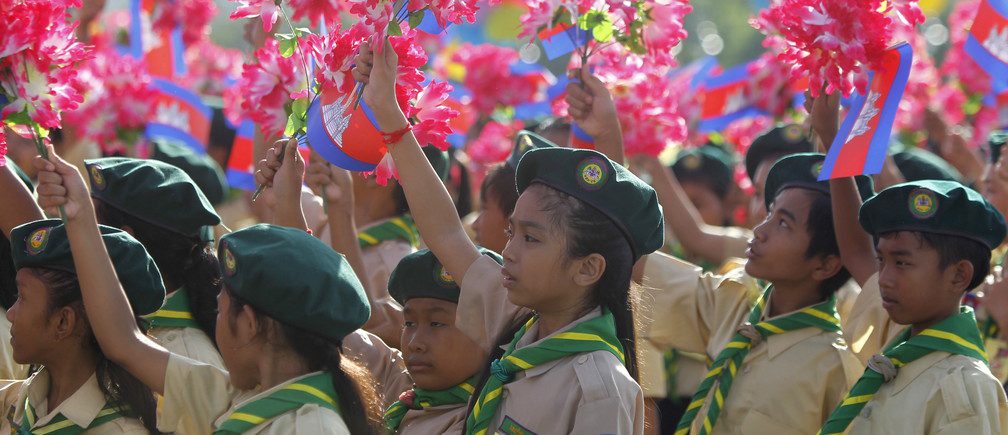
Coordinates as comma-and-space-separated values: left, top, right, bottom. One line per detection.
745, 124, 814, 180
515, 148, 663, 259
10, 219, 165, 316
672, 145, 734, 199
506, 130, 557, 169
389, 248, 501, 305
85, 157, 221, 241
990, 131, 1007, 164
764, 153, 875, 209
859, 180, 1007, 249
423, 145, 450, 181
150, 141, 229, 205
219, 224, 370, 341
892, 147, 962, 183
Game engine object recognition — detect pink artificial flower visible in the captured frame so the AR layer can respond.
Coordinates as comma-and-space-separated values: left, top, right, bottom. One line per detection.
63, 47, 156, 155
347, 0, 395, 37
372, 152, 399, 186
153, 0, 216, 46
307, 23, 366, 95
229, 38, 307, 136
752, 0, 924, 97
466, 119, 522, 166
448, 43, 546, 115
0, 133, 6, 167
229, 0, 280, 32
642, 0, 691, 69
412, 80, 459, 151
181, 41, 245, 97
290, 0, 347, 27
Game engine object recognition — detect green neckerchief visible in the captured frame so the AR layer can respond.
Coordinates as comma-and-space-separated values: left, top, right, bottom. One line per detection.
144, 288, 200, 329
675, 287, 842, 435
358, 215, 419, 248
464, 309, 625, 435
214, 372, 340, 434
818, 306, 987, 435
384, 376, 477, 433
14, 396, 123, 435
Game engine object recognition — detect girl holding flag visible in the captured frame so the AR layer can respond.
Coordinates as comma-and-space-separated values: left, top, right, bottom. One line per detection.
31, 143, 384, 434
353, 38, 659, 433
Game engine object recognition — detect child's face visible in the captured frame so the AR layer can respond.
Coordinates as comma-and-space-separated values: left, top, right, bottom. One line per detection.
745, 188, 822, 285
502, 185, 590, 313
473, 191, 509, 254
680, 181, 727, 226
8, 269, 62, 364
401, 298, 487, 390
876, 232, 966, 327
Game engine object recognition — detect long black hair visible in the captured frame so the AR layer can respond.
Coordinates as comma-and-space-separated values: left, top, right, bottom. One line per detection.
94, 200, 220, 342
226, 288, 383, 433
36, 268, 161, 433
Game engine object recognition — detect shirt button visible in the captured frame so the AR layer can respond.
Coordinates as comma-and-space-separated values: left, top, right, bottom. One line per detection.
742, 366, 751, 374
860, 406, 872, 419
577, 355, 588, 364
502, 390, 509, 398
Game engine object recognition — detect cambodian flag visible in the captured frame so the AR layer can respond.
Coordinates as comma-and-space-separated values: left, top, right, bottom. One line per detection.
538, 23, 589, 60
697, 61, 766, 133
819, 43, 913, 180
128, 0, 186, 78
146, 79, 211, 154
305, 86, 384, 172
965, 0, 1008, 87
226, 120, 256, 190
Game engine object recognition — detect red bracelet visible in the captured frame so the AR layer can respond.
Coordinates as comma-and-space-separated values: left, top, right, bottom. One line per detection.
381, 124, 413, 145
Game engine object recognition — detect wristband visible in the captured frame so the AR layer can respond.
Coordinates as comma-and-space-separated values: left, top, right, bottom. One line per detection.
381, 124, 413, 146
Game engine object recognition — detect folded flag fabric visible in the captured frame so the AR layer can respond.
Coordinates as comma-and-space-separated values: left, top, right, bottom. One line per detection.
146, 79, 211, 154
965, 0, 1008, 88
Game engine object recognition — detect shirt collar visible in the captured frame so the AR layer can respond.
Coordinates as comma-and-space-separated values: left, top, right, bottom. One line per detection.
26, 369, 108, 429
888, 351, 950, 396
759, 297, 841, 360
502, 307, 605, 378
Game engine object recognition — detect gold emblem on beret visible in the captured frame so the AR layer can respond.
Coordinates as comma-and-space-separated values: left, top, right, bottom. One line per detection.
223, 245, 237, 276
682, 154, 702, 170
783, 125, 803, 143
811, 161, 824, 179
908, 188, 938, 219
26, 227, 50, 256
89, 165, 106, 191
576, 157, 609, 191
434, 263, 456, 287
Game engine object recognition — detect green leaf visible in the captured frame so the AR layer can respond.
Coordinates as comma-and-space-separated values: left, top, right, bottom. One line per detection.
291, 98, 309, 119
3, 111, 32, 127
284, 112, 305, 137
409, 11, 424, 29
387, 23, 402, 36
294, 27, 313, 37
275, 32, 297, 41
278, 38, 297, 58
592, 19, 613, 42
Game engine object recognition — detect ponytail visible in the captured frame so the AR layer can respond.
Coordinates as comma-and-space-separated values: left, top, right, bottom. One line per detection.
95, 200, 221, 342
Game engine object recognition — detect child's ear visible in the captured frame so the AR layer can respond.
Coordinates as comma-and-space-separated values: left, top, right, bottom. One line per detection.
949, 259, 975, 293
811, 254, 843, 283
573, 253, 606, 288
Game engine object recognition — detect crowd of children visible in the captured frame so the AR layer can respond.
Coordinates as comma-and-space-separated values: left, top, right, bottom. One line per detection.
5, 1, 1008, 434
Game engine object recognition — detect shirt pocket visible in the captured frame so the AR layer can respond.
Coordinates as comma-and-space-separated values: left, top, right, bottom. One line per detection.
739, 408, 804, 435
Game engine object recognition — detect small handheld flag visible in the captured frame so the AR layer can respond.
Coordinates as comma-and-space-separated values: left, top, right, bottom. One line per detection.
819, 42, 913, 181
306, 85, 385, 172
697, 61, 766, 133
965, 0, 1008, 87
538, 23, 589, 61
146, 79, 211, 154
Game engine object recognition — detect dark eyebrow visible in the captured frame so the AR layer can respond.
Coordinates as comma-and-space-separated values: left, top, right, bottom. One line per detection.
517, 219, 546, 231
777, 207, 797, 223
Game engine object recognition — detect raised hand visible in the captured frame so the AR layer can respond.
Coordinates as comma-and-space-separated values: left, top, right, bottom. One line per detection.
305, 150, 354, 209
254, 137, 305, 207
565, 67, 619, 138
33, 144, 91, 220
804, 86, 840, 149
352, 37, 407, 131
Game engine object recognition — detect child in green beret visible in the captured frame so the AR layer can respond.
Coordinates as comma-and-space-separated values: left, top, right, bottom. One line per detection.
641, 152, 872, 435
809, 97, 1008, 434
0, 164, 43, 380
354, 40, 658, 434
382, 248, 502, 434
1, 219, 164, 433
84, 157, 224, 365
32, 145, 384, 434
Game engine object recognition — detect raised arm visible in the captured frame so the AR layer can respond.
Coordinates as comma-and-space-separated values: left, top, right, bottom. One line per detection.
254, 137, 310, 232
565, 67, 624, 163
0, 164, 43, 238
351, 39, 480, 281
807, 91, 877, 286
33, 144, 170, 394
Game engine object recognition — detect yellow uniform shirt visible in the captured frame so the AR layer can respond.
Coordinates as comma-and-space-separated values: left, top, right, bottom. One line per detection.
0, 369, 147, 434
458, 254, 645, 434
159, 354, 351, 434
640, 252, 863, 434
845, 353, 1007, 434
396, 403, 467, 434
